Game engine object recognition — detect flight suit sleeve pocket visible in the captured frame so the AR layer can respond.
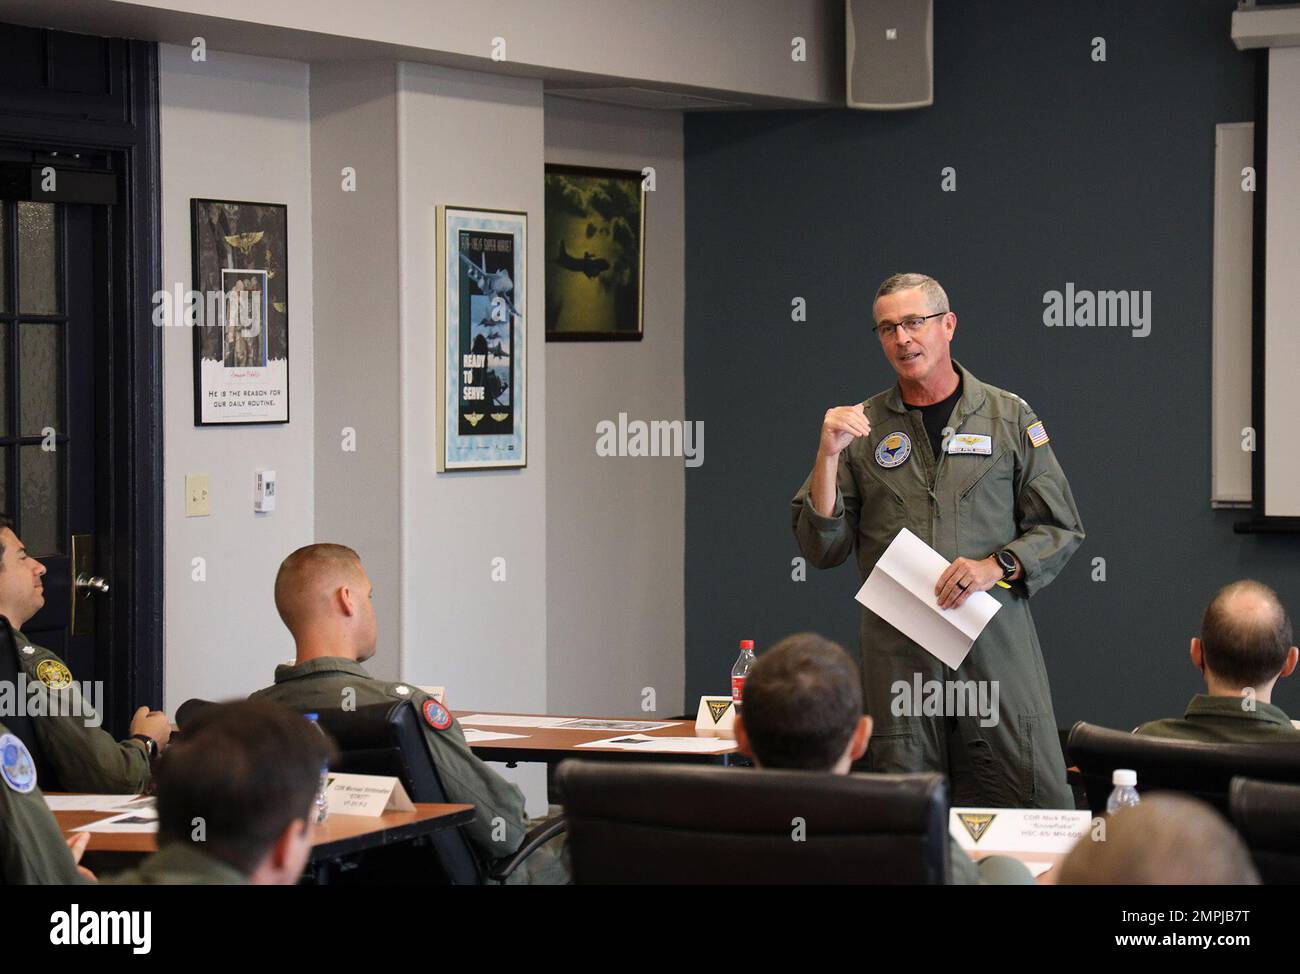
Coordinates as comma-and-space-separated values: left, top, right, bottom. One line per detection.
1007, 471, 1086, 597
1021, 473, 1079, 532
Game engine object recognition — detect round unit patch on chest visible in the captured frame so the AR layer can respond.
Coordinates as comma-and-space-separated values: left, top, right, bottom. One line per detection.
875, 431, 912, 468
0, 734, 36, 793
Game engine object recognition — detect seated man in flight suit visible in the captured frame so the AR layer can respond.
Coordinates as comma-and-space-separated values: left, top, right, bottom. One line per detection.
0, 514, 171, 794
250, 543, 568, 884
0, 717, 93, 884
734, 631, 1035, 885
108, 700, 329, 885
1136, 579, 1300, 743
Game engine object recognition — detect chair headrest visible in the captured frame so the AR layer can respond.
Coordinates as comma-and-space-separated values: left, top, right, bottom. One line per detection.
175, 698, 218, 730
557, 760, 946, 833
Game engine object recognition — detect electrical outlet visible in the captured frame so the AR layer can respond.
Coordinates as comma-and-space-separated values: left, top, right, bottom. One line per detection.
185, 474, 211, 517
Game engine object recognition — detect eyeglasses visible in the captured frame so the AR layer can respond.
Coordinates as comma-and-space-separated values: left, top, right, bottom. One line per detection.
873, 311, 946, 340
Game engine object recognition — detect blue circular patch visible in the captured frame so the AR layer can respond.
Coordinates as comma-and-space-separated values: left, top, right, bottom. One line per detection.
422, 698, 453, 731
0, 734, 36, 794
874, 431, 912, 468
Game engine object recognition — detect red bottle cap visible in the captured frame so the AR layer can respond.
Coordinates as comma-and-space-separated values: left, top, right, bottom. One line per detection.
739, 640, 754, 650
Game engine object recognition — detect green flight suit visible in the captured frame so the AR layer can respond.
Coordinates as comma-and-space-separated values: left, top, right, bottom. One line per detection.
105, 842, 248, 885
0, 721, 90, 884
250, 657, 568, 884
1135, 693, 1300, 744
10, 629, 151, 794
792, 362, 1084, 808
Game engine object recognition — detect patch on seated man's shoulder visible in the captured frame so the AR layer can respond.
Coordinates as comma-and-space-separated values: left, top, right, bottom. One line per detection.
36, 658, 74, 690
422, 697, 453, 731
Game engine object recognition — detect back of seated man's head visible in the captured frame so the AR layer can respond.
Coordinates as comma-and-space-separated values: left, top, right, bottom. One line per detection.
735, 632, 870, 773
274, 543, 376, 661
1197, 579, 1297, 693
1058, 793, 1259, 885
156, 700, 334, 885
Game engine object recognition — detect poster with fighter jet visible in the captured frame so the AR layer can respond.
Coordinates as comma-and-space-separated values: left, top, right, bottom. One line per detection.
437, 205, 527, 470
544, 164, 645, 341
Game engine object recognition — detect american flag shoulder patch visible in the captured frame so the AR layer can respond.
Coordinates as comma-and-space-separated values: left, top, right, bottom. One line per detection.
1026, 420, 1050, 448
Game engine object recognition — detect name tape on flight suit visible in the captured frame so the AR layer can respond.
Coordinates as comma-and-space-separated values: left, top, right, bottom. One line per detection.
946, 434, 992, 455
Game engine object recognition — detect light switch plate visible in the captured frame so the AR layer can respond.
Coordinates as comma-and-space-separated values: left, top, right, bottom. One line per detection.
185, 474, 211, 517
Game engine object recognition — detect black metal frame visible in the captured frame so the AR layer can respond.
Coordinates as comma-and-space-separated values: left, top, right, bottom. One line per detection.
0, 32, 164, 732
542, 162, 646, 342
0, 199, 72, 542
188, 196, 291, 427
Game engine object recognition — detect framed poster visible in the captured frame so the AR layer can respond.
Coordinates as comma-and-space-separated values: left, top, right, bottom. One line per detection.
544, 164, 645, 341
436, 205, 527, 470
190, 198, 289, 424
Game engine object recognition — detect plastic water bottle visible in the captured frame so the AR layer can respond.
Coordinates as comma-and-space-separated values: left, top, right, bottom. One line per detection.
304, 712, 330, 824
1106, 768, 1140, 813
731, 639, 756, 704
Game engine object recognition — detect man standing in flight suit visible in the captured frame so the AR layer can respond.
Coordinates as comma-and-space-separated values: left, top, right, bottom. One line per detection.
791, 273, 1084, 808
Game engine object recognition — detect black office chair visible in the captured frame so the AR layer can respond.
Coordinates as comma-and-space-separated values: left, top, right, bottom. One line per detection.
556, 760, 949, 884
1229, 776, 1300, 884
177, 698, 563, 884
1067, 721, 1300, 815
308, 701, 563, 884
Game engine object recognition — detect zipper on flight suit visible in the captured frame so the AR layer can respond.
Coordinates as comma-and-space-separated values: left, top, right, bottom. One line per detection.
921, 408, 972, 541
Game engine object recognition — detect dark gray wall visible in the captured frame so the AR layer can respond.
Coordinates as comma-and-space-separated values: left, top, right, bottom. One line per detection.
683, 0, 1300, 730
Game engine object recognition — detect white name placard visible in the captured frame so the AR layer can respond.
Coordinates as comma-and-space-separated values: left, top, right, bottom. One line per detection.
695, 695, 736, 739
324, 773, 415, 817
949, 807, 1092, 855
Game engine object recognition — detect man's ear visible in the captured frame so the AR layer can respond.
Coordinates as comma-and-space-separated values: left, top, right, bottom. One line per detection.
850, 715, 872, 761
733, 713, 753, 760
1190, 637, 1204, 673
1281, 646, 1299, 680
267, 818, 304, 873
336, 584, 356, 617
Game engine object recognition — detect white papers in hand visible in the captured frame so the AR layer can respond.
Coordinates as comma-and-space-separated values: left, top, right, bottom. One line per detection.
855, 528, 1002, 669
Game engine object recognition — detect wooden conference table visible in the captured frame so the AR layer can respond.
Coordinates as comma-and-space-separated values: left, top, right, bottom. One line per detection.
456, 710, 741, 766
53, 801, 475, 883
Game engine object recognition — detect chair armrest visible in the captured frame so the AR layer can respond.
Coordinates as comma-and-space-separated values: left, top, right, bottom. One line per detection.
485, 815, 567, 882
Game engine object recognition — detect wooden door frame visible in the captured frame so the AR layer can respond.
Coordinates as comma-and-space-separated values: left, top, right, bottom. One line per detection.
0, 34, 163, 734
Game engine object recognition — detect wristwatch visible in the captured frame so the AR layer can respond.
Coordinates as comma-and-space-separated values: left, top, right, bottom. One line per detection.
131, 734, 158, 760
995, 549, 1019, 582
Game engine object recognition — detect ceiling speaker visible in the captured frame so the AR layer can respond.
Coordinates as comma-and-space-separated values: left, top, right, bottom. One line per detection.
846, 0, 934, 110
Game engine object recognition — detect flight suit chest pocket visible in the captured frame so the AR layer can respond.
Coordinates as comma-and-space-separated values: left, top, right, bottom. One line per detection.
955, 447, 1015, 552
848, 455, 906, 548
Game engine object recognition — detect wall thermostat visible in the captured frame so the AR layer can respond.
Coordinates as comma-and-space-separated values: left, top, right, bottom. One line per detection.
254, 470, 276, 512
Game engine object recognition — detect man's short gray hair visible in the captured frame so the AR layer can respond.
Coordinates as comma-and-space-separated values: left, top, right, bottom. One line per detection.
874, 273, 950, 316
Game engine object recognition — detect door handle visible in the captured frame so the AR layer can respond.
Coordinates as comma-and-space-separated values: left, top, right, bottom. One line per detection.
70, 534, 107, 636
75, 573, 110, 594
